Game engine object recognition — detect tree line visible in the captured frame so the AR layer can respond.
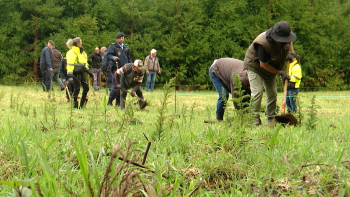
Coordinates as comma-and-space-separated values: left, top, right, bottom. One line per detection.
0, 0, 349, 90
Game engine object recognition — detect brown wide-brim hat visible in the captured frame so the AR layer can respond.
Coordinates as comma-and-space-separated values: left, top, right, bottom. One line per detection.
268, 21, 296, 43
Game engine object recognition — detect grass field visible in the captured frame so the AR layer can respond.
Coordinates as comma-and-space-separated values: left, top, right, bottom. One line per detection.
0, 84, 349, 196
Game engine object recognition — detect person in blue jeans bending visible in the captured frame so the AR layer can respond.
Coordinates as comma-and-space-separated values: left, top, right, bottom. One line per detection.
209, 58, 251, 121
144, 49, 161, 92
285, 53, 302, 113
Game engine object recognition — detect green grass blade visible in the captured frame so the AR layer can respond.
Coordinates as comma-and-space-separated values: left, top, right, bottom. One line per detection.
20, 139, 29, 179
89, 151, 101, 191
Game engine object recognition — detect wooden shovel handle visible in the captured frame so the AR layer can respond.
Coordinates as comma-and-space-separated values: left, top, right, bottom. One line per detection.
281, 60, 290, 115
65, 84, 71, 101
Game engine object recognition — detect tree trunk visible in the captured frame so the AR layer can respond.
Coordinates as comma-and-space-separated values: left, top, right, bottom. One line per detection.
32, 12, 39, 83
130, 5, 134, 38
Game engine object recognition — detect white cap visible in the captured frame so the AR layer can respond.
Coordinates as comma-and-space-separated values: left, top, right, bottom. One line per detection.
134, 59, 143, 67
151, 49, 157, 54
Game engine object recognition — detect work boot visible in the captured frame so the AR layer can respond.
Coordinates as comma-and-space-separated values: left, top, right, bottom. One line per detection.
107, 99, 113, 106
120, 99, 125, 111
73, 97, 79, 109
80, 97, 88, 109
216, 112, 224, 121
115, 98, 120, 107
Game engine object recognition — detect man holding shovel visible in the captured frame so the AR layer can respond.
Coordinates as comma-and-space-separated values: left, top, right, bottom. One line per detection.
114, 60, 147, 111
244, 21, 296, 126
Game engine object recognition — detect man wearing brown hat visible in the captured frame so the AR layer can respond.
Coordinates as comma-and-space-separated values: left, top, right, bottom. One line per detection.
244, 21, 296, 126
106, 32, 132, 106
40, 40, 55, 92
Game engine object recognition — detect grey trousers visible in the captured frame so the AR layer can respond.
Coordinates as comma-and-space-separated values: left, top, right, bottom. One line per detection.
247, 70, 277, 123
51, 67, 64, 89
92, 68, 101, 91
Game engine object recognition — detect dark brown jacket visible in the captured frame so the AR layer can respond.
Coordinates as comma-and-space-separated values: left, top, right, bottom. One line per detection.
244, 32, 290, 79
210, 58, 250, 96
88, 52, 102, 69
51, 48, 62, 69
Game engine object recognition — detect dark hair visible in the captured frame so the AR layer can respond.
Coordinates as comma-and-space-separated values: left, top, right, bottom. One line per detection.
72, 37, 81, 46
288, 53, 300, 64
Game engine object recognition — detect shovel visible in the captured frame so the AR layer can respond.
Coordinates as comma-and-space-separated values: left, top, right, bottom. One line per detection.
275, 60, 299, 126
120, 87, 148, 109
65, 83, 71, 101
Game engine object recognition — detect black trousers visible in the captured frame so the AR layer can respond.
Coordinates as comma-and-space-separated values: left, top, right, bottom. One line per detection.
72, 72, 89, 99
41, 68, 51, 92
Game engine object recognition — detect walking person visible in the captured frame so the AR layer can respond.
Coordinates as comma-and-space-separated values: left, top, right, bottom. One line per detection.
106, 32, 132, 106
60, 57, 74, 102
51, 45, 65, 91
114, 60, 147, 110
40, 40, 54, 92
101, 46, 114, 92
285, 53, 302, 113
209, 58, 251, 121
66, 37, 93, 109
144, 49, 161, 92
88, 47, 102, 91
244, 21, 296, 126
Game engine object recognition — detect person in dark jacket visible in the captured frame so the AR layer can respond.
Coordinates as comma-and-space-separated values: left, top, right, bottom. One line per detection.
88, 47, 102, 91
51, 46, 65, 91
101, 46, 113, 91
114, 60, 146, 110
106, 32, 132, 106
59, 58, 74, 102
209, 58, 251, 121
243, 21, 296, 126
40, 40, 54, 92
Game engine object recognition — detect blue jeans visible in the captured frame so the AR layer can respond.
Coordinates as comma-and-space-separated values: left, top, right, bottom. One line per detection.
286, 89, 300, 112
209, 66, 229, 114
146, 71, 157, 91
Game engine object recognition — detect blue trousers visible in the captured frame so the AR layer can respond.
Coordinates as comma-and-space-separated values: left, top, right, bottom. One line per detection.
146, 71, 157, 91
209, 66, 229, 115
286, 88, 300, 112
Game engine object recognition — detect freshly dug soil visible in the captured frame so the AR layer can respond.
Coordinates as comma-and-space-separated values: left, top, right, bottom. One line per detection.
275, 114, 299, 126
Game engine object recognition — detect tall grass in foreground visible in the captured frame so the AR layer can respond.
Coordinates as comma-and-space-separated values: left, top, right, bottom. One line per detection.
0, 85, 349, 196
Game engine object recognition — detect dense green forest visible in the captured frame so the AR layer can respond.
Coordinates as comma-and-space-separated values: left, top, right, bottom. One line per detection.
0, 0, 350, 89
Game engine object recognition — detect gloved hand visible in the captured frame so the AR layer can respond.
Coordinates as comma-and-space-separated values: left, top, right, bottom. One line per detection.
112, 56, 119, 61
280, 71, 290, 82
116, 84, 121, 89
49, 68, 53, 72
286, 53, 294, 62
68, 78, 74, 84
86, 69, 93, 78
158, 70, 161, 74
130, 90, 136, 97
62, 79, 68, 86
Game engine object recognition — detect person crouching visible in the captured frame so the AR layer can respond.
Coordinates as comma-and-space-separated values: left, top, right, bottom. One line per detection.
114, 60, 147, 110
